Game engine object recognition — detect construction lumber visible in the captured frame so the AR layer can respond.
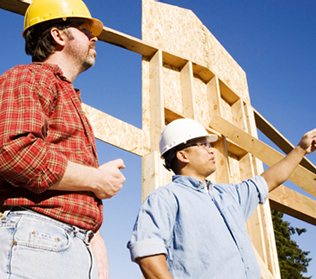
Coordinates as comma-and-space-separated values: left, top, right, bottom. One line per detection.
148, 50, 165, 151
0, 0, 29, 15
82, 104, 145, 156
180, 62, 195, 119
254, 246, 275, 279
254, 108, 316, 174
269, 185, 316, 226
209, 113, 316, 198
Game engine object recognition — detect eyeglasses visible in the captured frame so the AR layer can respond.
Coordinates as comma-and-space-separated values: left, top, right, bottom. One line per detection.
178, 141, 212, 151
69, 23, 92, 38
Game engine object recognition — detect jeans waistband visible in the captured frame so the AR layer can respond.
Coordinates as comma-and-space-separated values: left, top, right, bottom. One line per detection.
0, 206, 94, 245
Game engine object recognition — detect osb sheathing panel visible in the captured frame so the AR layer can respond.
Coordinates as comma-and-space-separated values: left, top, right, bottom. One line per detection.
82, 104, 145, 156
220, 98, 234, 123
142, 0, 250, 102
162, 64, 211, 125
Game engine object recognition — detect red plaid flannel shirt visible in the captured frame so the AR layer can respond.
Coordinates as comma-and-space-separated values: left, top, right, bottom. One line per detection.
0, 63, 103, 232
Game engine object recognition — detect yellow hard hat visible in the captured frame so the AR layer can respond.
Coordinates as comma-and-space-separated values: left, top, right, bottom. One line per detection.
23, 0, 103, 38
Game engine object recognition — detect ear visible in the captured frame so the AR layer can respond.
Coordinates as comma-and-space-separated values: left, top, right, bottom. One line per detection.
176, 150, 189, 164
50, 27, 67, 47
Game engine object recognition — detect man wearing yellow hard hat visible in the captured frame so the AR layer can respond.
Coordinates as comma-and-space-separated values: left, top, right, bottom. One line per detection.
0, 1, 126, 278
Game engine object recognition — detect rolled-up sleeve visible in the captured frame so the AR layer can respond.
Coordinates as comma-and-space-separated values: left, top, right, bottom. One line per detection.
254, 175, 269, 204
0, 67, 68, 193
232, 175, 269, 221
127, 188, 177, 262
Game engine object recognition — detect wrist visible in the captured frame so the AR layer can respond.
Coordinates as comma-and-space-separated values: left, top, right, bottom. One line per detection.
294, 145, 307, 157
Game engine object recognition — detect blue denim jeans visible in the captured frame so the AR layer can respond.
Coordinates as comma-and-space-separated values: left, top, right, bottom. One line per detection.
0, 207, 98, 279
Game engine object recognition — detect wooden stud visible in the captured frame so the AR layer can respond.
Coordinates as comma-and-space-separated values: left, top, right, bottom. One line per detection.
180, 61, 195, 119
149, 50, 165, 151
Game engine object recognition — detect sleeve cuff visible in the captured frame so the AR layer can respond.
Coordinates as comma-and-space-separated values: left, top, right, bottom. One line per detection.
255, 175, 269, 204
127, 238, 167, 262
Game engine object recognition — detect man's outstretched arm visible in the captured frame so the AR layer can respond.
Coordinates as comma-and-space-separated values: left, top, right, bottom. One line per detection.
261, 128, 316, 192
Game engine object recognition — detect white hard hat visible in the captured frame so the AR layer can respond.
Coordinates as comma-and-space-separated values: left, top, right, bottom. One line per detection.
159, 118, 218, 159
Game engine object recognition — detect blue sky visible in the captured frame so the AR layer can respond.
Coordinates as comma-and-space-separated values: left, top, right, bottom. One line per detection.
1, 0, 316, 278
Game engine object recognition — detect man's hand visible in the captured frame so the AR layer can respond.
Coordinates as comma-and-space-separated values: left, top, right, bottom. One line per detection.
93, 159, 126, 199
91, 231, 108, 279
49, 159, 126, 199
297, 128, 316, 154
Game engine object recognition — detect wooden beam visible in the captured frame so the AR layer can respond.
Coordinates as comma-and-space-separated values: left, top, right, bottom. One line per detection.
98, 26, 157, 58
269, 185, 316, 226
206, 76, 223, 118
0, 0, 229, 89
181, 61, 195, 119
149, 50, 164, 151
253, 246, 276, 279
0, 0, 29, 15
209, 113, 316, 198
231, 99, 247, 131
254, 108, 316, 174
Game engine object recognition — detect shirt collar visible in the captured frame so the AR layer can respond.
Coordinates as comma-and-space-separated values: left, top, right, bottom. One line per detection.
172, 175, 210, 191
31, 62, 70, 83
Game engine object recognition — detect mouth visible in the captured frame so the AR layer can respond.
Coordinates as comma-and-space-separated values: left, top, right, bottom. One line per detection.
90, 47, 97, 57
89, 43, 96, 51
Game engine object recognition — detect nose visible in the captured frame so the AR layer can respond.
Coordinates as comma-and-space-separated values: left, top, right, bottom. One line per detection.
207, 147, 214, 154
91, 36, 98, 43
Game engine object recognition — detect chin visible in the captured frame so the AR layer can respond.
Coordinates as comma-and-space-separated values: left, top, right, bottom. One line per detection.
82, 60, 95, 72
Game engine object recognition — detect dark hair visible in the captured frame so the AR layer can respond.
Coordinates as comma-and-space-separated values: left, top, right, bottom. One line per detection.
163, 146, 183, 174
24, 20, 74, 62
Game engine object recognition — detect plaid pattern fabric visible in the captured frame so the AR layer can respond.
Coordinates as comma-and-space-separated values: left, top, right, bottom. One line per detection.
0, 63, 103, 232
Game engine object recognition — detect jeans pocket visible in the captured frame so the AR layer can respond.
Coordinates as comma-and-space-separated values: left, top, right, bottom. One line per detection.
14, 214, 71, 252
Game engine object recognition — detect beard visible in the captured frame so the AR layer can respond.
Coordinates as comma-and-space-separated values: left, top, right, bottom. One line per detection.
64, 30, 97, 73
81, 50, 96, 72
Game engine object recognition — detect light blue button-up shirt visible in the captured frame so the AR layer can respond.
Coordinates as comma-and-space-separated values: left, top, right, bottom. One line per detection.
128, 175, 268, 279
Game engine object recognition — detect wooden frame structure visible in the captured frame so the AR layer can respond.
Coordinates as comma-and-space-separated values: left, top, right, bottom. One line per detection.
1, 0, 316, 277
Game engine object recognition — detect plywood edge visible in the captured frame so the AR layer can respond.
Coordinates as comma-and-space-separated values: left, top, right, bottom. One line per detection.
269, 185, 316, 226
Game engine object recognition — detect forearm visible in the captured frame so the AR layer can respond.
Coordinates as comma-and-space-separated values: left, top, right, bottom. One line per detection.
50, 161, 99, 192
50, 159, 125, 200
261, 145, 306, 192
136, 254, 173, 279
91, 231, 108, 279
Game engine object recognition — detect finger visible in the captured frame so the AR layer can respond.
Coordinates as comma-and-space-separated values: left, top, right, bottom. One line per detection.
114, 158, 126, 169
119, 164, 126, 170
